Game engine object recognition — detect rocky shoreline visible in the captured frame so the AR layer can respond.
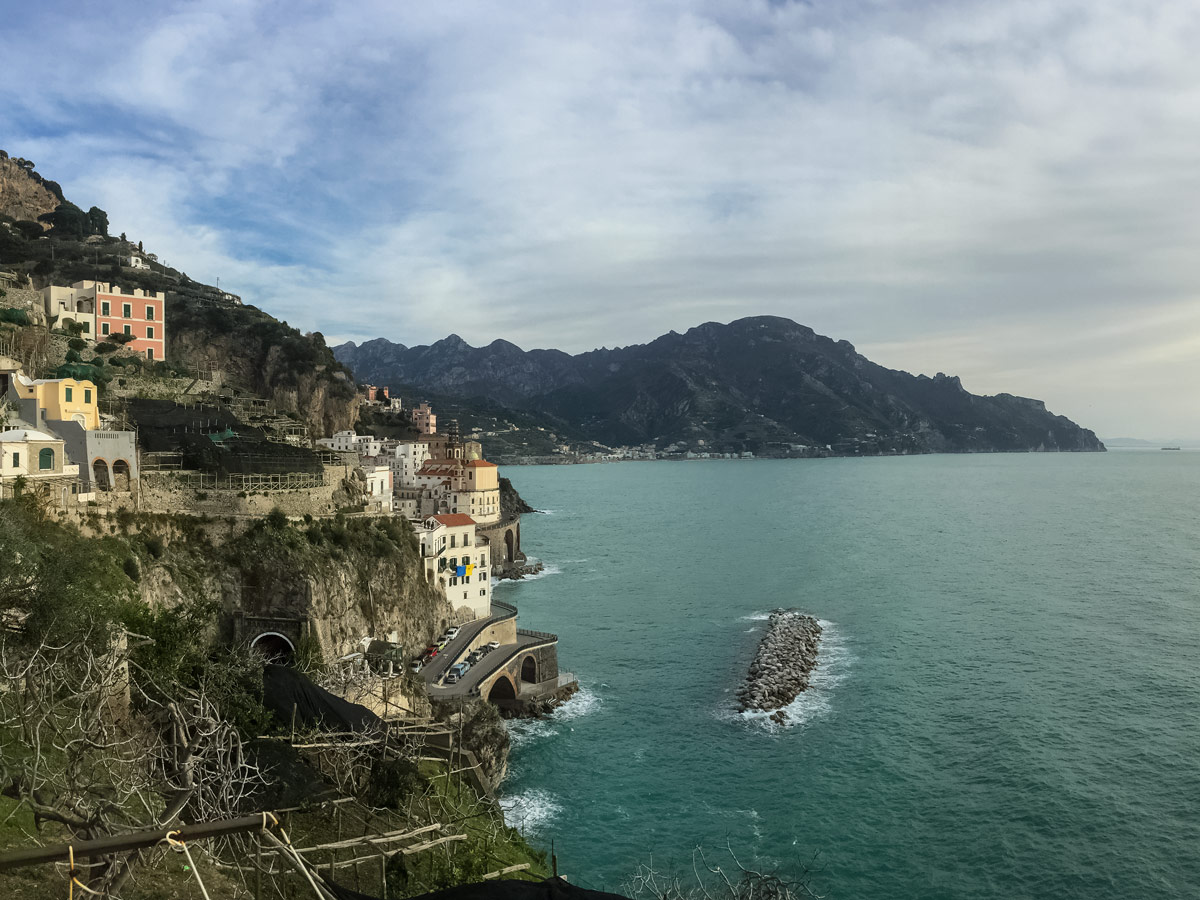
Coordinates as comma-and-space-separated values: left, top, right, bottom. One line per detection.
737, 610, 823, 724
496, 560, 545, 581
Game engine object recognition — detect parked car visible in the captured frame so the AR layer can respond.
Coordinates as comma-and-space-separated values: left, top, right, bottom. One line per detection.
445, 672, 460, 685
436, 639, 449, 651
467, 650, 483, 664
486, 641, 500, 651
410, 659, 424, 673
423, 646, 438, 660
444, 627, 461, 641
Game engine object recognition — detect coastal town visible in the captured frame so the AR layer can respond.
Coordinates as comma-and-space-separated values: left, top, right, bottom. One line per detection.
1, 273, 572, 719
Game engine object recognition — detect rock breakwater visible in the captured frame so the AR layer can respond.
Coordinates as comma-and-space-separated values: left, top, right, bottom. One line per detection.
737, 610, 823, 723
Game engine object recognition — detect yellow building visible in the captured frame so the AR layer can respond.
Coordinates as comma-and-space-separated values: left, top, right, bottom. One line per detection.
13, 375, 100, 430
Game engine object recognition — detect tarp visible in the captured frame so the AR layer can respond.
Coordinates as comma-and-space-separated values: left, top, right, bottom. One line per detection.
262, 664, 384, 734
324, 876, 631, 900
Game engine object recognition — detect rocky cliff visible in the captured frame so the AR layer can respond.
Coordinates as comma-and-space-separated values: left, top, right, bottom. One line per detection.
0, 154, 62, 225
335, 316, 1105, 456
168, 298, 360, 437
121, 513, 452, 662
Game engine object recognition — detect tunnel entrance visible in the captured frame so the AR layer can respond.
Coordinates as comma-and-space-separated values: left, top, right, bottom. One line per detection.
251, 632, 295, 664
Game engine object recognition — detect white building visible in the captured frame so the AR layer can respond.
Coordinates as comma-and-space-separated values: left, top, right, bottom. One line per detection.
0, 427, 82, 503
389, 440, 431, 487
320, 430, 383, 458
414, 513, 491, 622
363, 465, 393, 513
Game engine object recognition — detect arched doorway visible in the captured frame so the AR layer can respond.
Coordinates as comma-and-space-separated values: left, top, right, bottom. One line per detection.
487, 676, 516, 703
112, 459, 131, 492
521, 655, 537, 684
504, 529, 515, 562
93, 459, 110, 491
251, 632, 295, 664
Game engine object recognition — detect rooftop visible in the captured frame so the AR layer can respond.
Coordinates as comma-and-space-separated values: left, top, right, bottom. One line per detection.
0, 428, 58, 442
428, 513, 476, 527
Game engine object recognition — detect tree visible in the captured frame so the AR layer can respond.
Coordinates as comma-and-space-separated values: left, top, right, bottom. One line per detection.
40, 201, 88, 239
86, 206, 109, 237
13, 219, 43, 240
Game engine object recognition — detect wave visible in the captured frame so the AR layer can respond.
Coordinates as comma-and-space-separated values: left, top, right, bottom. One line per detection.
735, 618, 852, 731
507, 718, 556, 750
553, 684, 601, 721
499, 788, 562, 834
739, 611, 773, 621
520, 563, 562, 581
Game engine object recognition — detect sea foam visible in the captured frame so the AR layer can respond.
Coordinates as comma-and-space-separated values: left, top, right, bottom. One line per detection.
499, 788, 563, 835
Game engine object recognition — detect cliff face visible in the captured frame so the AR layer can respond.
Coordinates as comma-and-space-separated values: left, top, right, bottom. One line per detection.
131, 515, 452, 661
168, 300, 360, 439
336, 316, 1105, 455
0, 155, 62, 225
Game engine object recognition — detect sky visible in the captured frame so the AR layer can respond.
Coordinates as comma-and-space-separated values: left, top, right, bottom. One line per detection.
3, 0, 1199, 439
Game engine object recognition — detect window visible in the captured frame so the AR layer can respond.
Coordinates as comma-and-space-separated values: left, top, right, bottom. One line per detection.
81, 322, 89, 333
146, 306, 155, 321
84, 389, 91, 404
122, 303, 131, 318
11, 452, 17, 468
146, 326, 154, 339
101, 301, 110, 316
101, 323, 110, 335
450, 535, 456, 548
65, 387, 73, 402
39, 448, 54, 470
147, 348, 154, 361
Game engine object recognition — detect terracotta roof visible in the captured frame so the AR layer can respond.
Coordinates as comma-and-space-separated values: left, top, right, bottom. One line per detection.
429, 513, 476, 527
464, 460, 497, 467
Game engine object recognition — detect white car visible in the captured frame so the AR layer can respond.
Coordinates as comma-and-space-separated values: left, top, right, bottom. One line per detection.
486, 640, 500, 651
444, 627, 461, 641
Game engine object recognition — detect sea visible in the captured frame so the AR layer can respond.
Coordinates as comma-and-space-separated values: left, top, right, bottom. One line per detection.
492, 452, 1200, 899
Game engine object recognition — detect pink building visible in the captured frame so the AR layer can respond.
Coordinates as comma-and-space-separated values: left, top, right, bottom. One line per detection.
411, 402, 436, 435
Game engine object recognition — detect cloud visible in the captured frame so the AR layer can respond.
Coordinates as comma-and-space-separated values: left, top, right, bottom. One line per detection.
2, 0, 1199, 436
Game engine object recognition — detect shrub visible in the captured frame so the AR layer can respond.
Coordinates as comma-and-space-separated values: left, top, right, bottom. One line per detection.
110, 332, 136, 345
68, 337, 87, 351
122, 556, 140, 581
265, 507, 288, 530
0, 308, 30, 326
95, 341, 118, 354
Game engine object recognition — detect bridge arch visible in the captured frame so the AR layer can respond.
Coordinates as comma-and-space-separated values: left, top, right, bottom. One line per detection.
251, 632, 295, 664
487, 675, 517, 703
504, 529, 515, 562
521, 655, 537, 684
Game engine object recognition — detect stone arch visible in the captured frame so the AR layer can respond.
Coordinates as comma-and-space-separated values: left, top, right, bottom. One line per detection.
487, 675, 516, 703
521, 655, 537, 684
72, 413, 86, 425
93, 458, 110, 491
111, 458, 131, 492
251, 632, 295, 664
504, 529, 515, 562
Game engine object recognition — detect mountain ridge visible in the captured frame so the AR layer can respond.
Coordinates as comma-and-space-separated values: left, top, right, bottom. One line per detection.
333, 316, 1105, 457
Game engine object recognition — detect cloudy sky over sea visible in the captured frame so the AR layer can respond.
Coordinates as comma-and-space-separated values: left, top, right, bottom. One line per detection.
4, 1, 1199, 438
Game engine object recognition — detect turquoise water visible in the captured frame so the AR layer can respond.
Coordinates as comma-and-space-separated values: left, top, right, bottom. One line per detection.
493, 453, 1200, 899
